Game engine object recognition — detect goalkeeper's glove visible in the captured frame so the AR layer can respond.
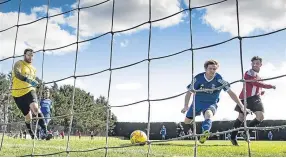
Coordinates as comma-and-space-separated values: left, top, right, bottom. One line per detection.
25, 78, 39, 87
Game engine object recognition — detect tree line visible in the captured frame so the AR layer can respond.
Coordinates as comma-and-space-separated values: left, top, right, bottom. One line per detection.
0, 72, 117, 135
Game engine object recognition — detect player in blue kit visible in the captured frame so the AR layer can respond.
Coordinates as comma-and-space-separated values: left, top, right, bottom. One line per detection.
181, 60, 250, 144
39, 89, 53, 139
40, 89, 52, 125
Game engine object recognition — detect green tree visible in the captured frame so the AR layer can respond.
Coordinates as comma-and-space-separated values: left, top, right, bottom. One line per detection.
1, 72, 117, 135
0, 73, 23, 132
48, 84, 117, 135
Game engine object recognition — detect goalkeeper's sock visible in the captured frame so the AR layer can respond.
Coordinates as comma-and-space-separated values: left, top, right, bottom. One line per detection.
25, 121, 35, 139
231, 118, 243, 140
202, 119, 212, 132
38, 113, 47, 135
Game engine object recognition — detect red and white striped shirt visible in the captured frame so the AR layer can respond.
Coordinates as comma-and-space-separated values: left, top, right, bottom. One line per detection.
239, 69, 273, 99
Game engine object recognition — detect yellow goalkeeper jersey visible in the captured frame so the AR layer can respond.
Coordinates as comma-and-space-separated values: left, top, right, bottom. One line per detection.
11, 60, 36, 97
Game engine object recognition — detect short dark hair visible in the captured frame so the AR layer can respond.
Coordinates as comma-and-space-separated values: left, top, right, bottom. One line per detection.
204, 59, 219, 69
251, 56, 262, 63
24, 48, 33, 54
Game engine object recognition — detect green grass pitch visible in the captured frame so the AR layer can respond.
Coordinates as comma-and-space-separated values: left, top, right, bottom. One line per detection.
0, 136, 285, 157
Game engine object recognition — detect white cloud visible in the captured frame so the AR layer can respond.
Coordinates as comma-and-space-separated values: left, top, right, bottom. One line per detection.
67, 0, 185, 37
115, 82, 142, 90
0, 0, 186, 59
0, 7, 79, 59
120, 39, 129, 48
186, 0, 286, 36
31, 5, 66, 25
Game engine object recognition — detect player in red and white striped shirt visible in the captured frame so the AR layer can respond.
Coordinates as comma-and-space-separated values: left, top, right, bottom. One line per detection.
230, 56, 276, 146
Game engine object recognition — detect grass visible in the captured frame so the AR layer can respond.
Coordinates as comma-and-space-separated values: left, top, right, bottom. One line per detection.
0, 136, 285, 157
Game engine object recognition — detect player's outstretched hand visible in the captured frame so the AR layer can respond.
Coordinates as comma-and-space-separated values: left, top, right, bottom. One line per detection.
181, 107, 188, 114
272, 85, 276, 90
246, 108, 253, 115
25, 78, 39, 87
240, 107, 252, 115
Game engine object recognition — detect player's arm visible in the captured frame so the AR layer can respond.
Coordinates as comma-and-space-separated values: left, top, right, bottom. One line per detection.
218, 77, 251, 113
184, 78, 198, 108
227, 89, 250, 113
182, 78, 198, 113
227, 89, 243, 109
245, 73, 275, 89
218, 78, 243, 108
13, 61, 27, 81
184, 91, 192, 108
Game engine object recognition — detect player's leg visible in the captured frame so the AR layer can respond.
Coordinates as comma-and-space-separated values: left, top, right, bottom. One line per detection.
45, 113, 51, 126
250, 111, 263, 126
202, 109, 214, 132
24, 111, 35, 139
199, 104, 216, 144
248, 95, 264, 127
241, 96, 264, 140
230, 102, 246, 146
184, 105, 194, 125
185, 104, 201, 139
30, 102, 49, 139
40, 113, 51, 138
247, 106, 264, 137
230, 112, 244, 145
245, 111, 264, 137
13, 95, 36, 139
28, 91, 51, 140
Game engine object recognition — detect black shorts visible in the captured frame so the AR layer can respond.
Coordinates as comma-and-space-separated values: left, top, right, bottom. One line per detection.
13, 90, 38, 116
234, 95, 264, 113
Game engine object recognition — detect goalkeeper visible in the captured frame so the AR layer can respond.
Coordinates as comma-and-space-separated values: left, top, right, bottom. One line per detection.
11, 48, 51, 140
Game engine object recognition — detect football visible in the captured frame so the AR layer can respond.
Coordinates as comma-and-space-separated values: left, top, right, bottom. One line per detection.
130, 130, 147, 145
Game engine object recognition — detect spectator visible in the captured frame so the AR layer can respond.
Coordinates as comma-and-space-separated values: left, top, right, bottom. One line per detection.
60, 131, 64, 139
268, 131, 273, 140
160, 125, 167, 140
91, 131, 94, 140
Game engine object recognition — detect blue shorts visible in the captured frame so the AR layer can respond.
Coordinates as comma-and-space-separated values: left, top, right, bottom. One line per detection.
186, 103, 218, 119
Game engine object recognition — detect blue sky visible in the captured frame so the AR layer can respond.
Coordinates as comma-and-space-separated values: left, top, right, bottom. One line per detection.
1, 0, 286, 123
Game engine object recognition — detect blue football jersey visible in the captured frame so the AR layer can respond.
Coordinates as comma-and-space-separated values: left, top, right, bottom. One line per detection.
186, 72, 230, 104
40, 99, 52, 114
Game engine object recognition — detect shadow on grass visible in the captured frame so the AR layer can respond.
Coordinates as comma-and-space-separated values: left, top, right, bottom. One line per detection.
152, 143, 233, 147
119, 143, 233, 148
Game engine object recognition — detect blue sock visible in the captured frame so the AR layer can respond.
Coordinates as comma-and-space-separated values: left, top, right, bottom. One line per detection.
202, 119, 212, 132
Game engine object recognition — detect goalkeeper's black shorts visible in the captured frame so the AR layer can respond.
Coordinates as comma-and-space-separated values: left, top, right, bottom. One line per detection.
13, 90, 38, 116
